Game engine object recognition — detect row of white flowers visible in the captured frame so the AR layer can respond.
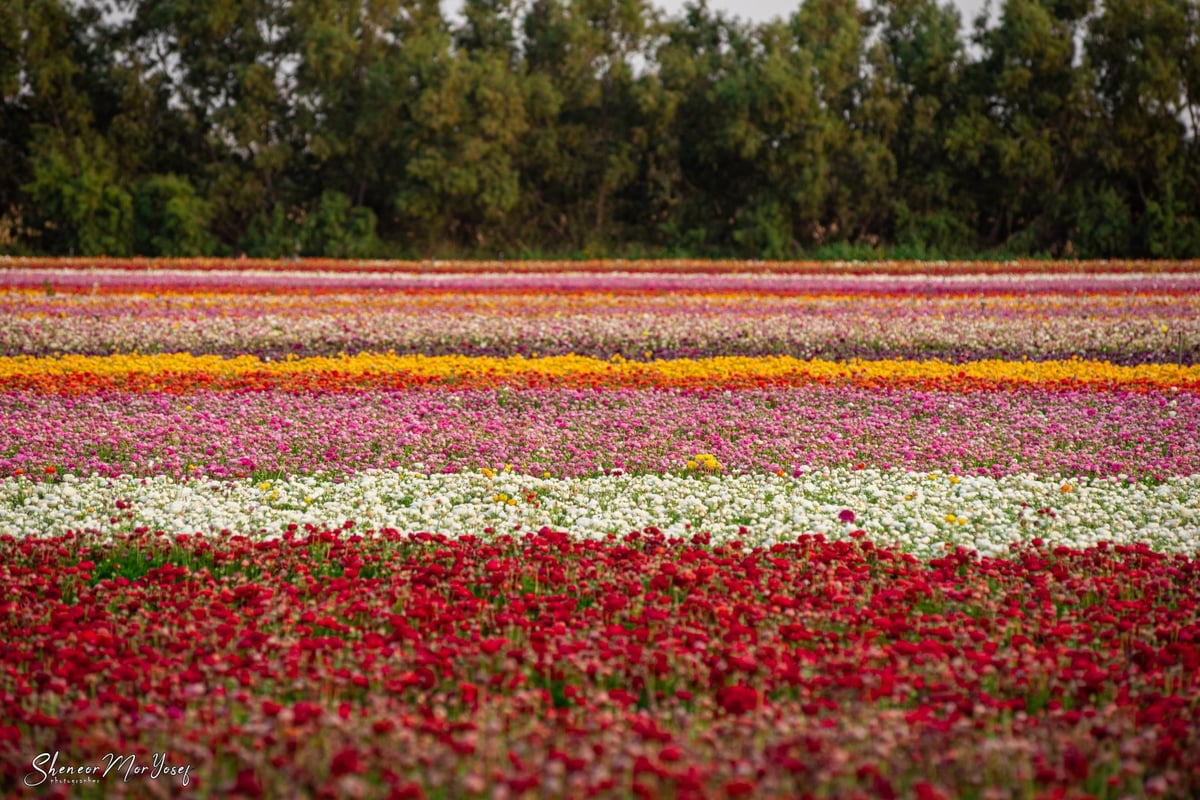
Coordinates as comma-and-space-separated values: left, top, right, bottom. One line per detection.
3, 468, 1197, 557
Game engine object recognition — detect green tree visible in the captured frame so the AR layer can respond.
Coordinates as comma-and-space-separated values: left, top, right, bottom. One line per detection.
394, 29, 529, 249
1, 0, 1195, 257
458, 0, 525, 59
791, 0, 896, 245
520, 0, 658, 250
654, 2, 753, 253
289, 0, 443, 221
122, 0, 303, 250
300, 190, 380, 257
3, 0, 103, 249
957, 0, 1096, 250
1085, 0, 1200, 255
24, 131, 133, 255
132, 174, 216, 256
872, 0, 973, 253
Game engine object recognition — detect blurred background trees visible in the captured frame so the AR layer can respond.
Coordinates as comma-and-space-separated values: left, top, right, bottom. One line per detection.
1, 0, 1197, 257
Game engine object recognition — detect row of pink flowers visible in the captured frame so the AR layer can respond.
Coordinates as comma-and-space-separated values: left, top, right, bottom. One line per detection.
2, 387, 1195, 480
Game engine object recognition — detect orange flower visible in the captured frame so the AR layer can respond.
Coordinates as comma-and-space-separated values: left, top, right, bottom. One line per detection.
0, 353, 1196, 394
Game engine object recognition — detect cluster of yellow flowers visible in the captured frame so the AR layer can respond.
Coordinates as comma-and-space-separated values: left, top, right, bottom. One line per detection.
479, 465, 513, 479
686, 454, 723, 472
1, 352, 1197, 387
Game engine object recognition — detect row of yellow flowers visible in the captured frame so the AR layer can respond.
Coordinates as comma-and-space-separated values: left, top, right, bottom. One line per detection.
1, 352, 1197, 388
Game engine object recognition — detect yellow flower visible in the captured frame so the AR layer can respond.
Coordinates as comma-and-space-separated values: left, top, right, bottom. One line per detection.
688, 453, 723, 472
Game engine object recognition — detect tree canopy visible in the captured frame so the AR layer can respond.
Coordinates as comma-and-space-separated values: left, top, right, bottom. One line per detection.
2, 0, 1197, 257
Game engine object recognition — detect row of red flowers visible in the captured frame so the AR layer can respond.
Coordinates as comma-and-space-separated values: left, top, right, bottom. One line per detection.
2, 527, 1197, 798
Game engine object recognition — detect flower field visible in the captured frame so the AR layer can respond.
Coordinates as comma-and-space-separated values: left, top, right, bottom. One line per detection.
1, 258, 1198, 799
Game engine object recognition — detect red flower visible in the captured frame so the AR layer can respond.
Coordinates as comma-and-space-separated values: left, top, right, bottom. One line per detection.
330, 747, 364, 777
914, 783, 949, 800
716, 684, 759, 715
232, 769, 263, 798
724, 779, 757, 798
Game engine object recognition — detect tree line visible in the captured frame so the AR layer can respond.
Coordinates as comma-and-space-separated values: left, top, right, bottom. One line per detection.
2, 0, 1198, 259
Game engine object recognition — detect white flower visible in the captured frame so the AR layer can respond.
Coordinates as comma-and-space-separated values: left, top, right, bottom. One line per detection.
4, 467, 1200, 557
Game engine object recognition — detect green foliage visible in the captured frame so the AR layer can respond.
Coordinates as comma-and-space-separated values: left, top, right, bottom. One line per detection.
301, 191, 380, 258
894, 201, 974, 257
1143, 188, 1200, 258
732, 200, 795, 259
132, 174, 216, 256
241, 204, 302, 259
3, 0, 1199, 257
395, 44, 529, 248
1068, 185, 1133, 258
23, 132, 133, 255
239, 192, 380, 258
